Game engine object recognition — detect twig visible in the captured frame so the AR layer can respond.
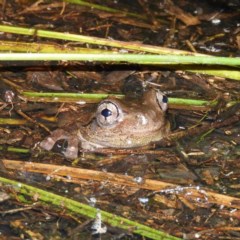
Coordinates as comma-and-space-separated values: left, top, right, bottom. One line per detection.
3, 160, 240, 210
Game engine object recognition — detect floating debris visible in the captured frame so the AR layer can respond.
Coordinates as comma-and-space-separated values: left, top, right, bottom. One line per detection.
91, 209, 107, 235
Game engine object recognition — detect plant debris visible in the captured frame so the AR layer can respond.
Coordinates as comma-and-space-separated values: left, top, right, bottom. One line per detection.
0, 0, 239, 239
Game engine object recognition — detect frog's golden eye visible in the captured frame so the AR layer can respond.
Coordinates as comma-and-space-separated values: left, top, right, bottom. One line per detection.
156, 91, 168, 112
96, 101, 123, 127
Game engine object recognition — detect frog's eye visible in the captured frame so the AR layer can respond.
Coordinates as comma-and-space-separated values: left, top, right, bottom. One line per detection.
96, 101, 122, 127
156, 91, 168, 111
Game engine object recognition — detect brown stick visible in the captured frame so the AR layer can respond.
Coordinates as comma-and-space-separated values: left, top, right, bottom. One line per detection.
3, 159, 240, 209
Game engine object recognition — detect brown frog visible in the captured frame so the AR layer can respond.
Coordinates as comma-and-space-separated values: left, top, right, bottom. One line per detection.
40, 89, 170, 159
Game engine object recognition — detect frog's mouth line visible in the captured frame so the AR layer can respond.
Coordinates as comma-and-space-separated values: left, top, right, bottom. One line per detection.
77, 130, 105, 150
77, 123, 170, 150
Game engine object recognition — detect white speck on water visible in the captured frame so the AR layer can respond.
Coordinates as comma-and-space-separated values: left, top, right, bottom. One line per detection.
138, 197, 149, 204
223, 171, 233, 176
230, 209, 237, 213
134, 176, 143, 183
199, 45, 221, 53
66, 175, 72, 180
76, 101, 86, 105
220, 204, 225, 209
46, 175, 51, 181
119, 49, 128, 53
211, 147, 218, 152
90, 197, 97, 204
88, 197, 97, 207
45, 215, 51, 220
193, 7, 203, 15
91, 209, 107, 235
211, 19, 221, 25
223, 28, 230, 33
195, 233, 201, 238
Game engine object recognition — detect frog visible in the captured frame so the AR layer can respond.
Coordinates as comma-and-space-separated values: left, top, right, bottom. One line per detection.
40, 89, 170, 159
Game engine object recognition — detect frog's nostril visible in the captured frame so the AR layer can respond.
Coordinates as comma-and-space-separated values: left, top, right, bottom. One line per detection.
101, 108, 112, 118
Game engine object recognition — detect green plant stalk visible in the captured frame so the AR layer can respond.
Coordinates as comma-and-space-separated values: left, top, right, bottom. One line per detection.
197, 129, 215, 143
0, 25, 239, 80
0, 176, 181, 240
169, 98, 214, 106
65, 0, 146, 20
0, 40, 110, 53
22, 91, 124, 99
0, 118, 27, 125
0, 145, 30, 153
0, 53, 239, 66
0, 25, 206, 56
22, 91, 217, 107
190, 68, 240, 80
